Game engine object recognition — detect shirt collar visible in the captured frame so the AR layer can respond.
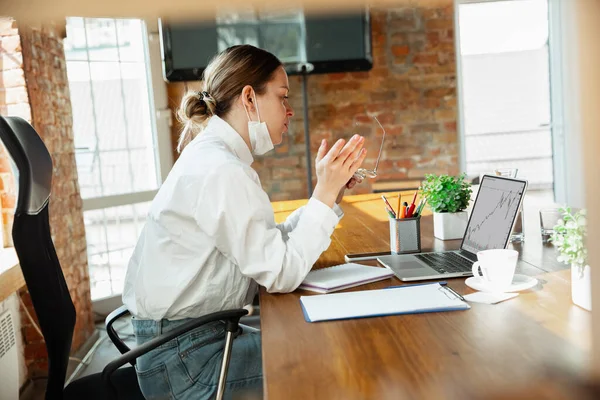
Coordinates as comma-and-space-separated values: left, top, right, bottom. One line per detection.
204, 115, 254, 166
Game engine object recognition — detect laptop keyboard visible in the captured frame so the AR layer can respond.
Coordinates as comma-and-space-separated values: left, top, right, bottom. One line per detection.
414, 252, 473, 274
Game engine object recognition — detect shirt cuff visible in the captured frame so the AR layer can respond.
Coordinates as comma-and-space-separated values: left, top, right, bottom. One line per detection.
332, 203, 345, 220
306, 197, 340, 234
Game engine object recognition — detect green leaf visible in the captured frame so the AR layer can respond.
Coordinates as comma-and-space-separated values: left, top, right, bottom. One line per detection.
550, 207, 588, 266
420, 173, 472, 213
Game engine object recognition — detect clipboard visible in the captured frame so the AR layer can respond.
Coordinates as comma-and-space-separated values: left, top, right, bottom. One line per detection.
299, 282, 470, 323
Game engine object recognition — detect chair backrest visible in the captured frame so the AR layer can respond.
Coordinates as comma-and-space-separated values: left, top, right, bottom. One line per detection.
0, 116, 75, 400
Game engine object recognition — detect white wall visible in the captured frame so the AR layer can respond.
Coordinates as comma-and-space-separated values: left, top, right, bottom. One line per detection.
0, 294, 27, 389
550, 0, 588, 208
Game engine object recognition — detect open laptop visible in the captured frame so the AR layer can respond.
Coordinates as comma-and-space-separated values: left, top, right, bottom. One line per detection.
377, 175, 528, 281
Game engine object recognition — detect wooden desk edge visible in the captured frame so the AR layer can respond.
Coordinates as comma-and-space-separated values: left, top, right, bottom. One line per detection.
0, 248, 23, 303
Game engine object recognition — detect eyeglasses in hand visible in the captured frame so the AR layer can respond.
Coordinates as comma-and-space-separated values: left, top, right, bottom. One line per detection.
353, 115, 386, 180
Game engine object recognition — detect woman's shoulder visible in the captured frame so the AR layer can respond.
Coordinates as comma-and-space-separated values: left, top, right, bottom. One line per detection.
151, 159, 256, 211
205, 159, 259, 185
179, 141, 251, 173
174, 152, 258, 187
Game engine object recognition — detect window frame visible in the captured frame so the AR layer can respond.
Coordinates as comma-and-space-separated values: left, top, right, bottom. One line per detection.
454, 0, 560, 195
76, 18, 173, 213
65, 17, 173, 305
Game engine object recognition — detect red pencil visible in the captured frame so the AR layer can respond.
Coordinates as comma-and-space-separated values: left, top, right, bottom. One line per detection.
406, 192, 418, 218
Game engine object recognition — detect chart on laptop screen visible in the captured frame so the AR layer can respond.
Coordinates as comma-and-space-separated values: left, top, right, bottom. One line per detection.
462, 177, 525, 254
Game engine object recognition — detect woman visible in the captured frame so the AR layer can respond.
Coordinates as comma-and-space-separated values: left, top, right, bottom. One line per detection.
122, 44, 367, 399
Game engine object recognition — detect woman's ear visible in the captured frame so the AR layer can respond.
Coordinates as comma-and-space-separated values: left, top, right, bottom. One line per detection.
241, 85, 255, 112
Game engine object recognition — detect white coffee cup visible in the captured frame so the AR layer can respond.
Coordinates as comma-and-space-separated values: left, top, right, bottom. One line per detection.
471, 249, 519, 292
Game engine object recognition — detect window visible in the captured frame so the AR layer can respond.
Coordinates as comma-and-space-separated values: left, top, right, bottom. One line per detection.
457, 0, 553, 191
64, 18, 170, 300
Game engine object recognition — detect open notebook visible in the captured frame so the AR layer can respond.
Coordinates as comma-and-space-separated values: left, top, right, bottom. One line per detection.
298, 263, 394, 294
300, 282, 470, 322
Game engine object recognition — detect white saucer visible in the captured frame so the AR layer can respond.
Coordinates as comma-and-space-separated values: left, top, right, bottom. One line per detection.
465, 274, 539, 293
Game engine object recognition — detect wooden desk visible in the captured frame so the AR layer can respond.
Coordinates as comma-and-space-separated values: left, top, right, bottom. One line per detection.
260, 192, 591, 399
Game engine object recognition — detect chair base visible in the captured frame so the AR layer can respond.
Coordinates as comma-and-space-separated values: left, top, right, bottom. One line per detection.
64, 367, 144, 400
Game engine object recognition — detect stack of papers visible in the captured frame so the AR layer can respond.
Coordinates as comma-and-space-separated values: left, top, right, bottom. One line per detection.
297, 263, 394, 294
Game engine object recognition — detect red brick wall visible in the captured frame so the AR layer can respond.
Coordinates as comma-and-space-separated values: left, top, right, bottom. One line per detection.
167, 3, 458, 201
0, 18, 25, 245
0, 18, 94, 378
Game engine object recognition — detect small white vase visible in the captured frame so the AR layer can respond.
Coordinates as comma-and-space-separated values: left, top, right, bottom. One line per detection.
571, 264, 592, 311
433, 211, 468, 241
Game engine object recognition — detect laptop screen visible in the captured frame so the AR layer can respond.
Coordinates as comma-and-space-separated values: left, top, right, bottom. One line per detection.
460, 175, 527, 255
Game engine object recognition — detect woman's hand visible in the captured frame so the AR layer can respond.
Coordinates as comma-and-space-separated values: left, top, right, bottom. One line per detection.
313, 135, 367, 208
335, 176, 363, 204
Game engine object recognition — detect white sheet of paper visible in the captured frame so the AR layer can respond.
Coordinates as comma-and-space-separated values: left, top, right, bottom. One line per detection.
300, 283, 470, 322
464, 291, 518, 304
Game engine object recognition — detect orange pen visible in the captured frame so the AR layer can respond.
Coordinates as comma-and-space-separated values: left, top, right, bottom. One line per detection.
400, 204, 407, 218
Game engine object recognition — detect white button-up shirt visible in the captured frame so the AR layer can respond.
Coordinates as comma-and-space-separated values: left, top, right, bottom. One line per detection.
122, 116, 343, 320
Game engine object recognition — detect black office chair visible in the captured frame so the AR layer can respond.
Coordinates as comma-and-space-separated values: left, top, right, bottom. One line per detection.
0, 116, 247, 400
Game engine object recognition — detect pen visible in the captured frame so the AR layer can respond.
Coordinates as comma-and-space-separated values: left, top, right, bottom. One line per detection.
381, 195, 397, 218
443, 285, 466, 302
403, 201, 410, 217
387, 281, 448, 290
406, 192, 418, 218
400, 204, 407, 218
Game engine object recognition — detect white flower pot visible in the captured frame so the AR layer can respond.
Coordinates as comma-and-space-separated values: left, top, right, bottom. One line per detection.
433, 211, 468, 241
571, 264, 592, 311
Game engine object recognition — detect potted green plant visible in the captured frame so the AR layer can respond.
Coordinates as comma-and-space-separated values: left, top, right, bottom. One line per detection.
551, 207, 590, 311
420, 173, 472, 240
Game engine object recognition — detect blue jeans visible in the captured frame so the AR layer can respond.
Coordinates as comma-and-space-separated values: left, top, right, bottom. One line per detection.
131, 318, 262, 400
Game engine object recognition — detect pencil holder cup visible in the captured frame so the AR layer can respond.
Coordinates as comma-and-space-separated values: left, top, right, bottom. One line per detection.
389, 216, 421, 254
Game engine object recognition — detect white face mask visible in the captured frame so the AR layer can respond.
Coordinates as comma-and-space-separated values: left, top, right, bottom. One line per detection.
243, 91, 274, 156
